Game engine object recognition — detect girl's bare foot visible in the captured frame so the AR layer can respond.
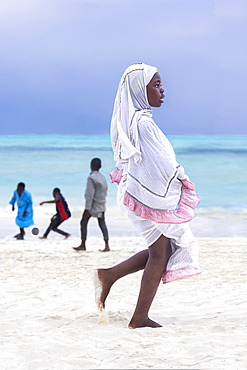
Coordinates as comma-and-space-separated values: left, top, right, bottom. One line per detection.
128, 317, 162, 329
93, 269, 114, 311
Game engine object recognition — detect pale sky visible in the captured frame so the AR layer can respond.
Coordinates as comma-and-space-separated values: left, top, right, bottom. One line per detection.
0, 0, 246, 135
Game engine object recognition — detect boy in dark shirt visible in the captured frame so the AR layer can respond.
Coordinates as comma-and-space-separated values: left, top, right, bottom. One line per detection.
39, 188, 71, 239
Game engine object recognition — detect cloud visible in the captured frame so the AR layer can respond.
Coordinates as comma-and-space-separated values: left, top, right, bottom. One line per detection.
0, 0, 246, 134
214, 0, 247, 19
0, 0, 37, 20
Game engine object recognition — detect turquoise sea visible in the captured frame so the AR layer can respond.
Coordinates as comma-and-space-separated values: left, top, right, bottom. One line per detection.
1, 134, 247, 236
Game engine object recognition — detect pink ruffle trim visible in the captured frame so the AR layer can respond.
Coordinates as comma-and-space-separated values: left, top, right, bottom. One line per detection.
110, 168, 123, 185
162, 266, 202, 284
123, 179, 200, 224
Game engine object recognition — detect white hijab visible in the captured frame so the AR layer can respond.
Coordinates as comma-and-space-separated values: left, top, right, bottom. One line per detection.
110, 64, 199, 225
110, 63, 157, 164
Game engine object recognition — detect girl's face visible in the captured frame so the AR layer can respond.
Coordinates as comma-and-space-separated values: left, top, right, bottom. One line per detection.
146, 72, 165, 107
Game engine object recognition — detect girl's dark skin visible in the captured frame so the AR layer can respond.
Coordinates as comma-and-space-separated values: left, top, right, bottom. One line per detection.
96, 73, 170, 329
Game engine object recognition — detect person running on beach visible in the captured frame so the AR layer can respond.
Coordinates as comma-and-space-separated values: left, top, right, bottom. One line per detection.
73, 158, 109, 252
39, 188, 71, 239
9, 182, 34, 240
94, 63, 201, 329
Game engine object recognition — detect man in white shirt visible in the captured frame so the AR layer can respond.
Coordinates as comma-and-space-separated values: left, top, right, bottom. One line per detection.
73, 158, 110, 252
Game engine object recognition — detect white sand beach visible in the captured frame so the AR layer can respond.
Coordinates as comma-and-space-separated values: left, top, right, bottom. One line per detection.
1, 224, 247, 369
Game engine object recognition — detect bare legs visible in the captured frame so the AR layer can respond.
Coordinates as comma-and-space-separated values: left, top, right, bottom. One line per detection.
95, 235, 171, 328
96, 249, 149, 307
129, 235, 171, 328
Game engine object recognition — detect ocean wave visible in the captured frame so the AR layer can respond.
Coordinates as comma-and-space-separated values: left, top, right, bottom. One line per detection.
0, 146, 112, 152
1, 146, 247, 154
176, 148, 247, 155
2, 205, 247, 217
2, 205, 247, 237
196, 207, 247, 217
1, 134, 246, 154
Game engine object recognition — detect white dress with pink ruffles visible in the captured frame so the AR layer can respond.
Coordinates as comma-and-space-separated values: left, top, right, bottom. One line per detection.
110, 117, 201, 284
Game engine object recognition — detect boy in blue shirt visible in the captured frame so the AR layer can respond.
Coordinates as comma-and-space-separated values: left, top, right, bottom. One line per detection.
9, 182, 34, 240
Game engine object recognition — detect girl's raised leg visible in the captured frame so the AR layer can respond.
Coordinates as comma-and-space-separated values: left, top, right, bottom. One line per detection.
95, 249, 149, 310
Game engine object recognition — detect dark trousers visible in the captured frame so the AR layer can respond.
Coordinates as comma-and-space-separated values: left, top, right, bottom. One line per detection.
80, 212, 109, 241
44, 216, 69, 238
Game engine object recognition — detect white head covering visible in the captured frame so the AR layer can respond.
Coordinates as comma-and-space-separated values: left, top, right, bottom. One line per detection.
111, 63, 157, 164
110, 63, 200, 228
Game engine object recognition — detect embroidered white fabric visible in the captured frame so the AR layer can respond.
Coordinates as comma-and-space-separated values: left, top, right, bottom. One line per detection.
111, 116, 200, 224
110, 63, 201, 282
110, 63, 199, 223
117, 178, 201, 282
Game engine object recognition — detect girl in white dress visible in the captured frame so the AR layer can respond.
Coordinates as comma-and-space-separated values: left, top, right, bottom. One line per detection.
94, 63, 201, 328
